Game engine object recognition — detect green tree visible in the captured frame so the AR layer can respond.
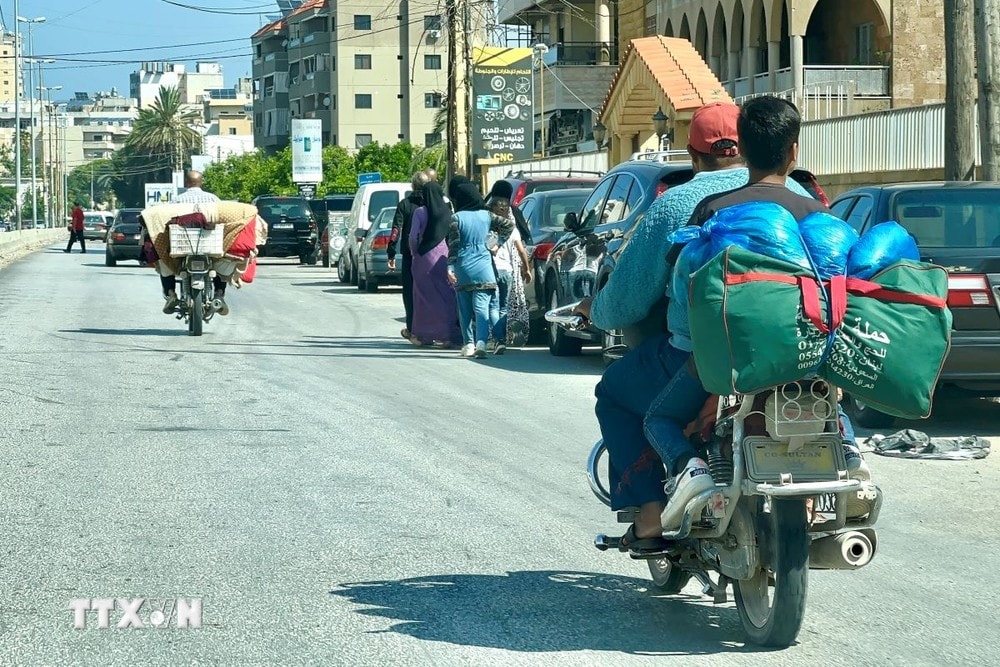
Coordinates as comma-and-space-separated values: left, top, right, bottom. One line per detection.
67, 159, 115, 207
354, 142, 443, 183
129, 86, 202, 171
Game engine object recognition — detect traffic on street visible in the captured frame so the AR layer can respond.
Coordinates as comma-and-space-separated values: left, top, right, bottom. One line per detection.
1, 244, 998, 665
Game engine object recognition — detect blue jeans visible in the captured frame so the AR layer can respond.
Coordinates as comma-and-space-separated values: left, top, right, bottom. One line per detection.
491, 270, 511, 342
457, 289, 495, 346
594, 334, 708, 510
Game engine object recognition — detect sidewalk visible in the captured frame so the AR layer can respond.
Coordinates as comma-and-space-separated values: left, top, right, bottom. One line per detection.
0, 228, 69, 272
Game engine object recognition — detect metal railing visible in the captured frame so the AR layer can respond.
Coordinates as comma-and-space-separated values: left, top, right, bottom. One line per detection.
804, 66, 889, 97
543, 42, 619, 66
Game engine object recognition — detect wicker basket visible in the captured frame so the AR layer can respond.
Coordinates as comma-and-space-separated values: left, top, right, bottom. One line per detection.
168, 225, 224, 257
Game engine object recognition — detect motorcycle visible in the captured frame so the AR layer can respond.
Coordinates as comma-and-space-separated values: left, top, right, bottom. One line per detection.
168, 224, 227, 337
546, 303, 882, 647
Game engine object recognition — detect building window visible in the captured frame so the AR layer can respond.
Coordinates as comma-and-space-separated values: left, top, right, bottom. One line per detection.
355, 94, 372, 109
424, 15, 442, 31
229, 127, 237, 135
354, 15, 371, 31
424, 92, 442, 108
424, 132, 441, 146
354, 54, 372, 70
855, 23, 875, 65
424, 54, 442, 70
356, 133, 372, 148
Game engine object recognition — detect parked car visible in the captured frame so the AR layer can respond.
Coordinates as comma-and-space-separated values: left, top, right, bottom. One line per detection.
830, 181, 1000, 427
355, 207, 400, 292
252, 195, 319, 264
542, 153, 696, 356
517, 188, 594, 337
104, 208, 144, 266
493, 171, 602, 210
340, 183, 411, 285
82, 212, 111, 242
312, 195, 354, 268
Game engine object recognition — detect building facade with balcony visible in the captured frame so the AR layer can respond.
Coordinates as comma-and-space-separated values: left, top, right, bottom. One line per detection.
252, 0, 456, 154
498, 0, 620, 154
654, 0, 945, 118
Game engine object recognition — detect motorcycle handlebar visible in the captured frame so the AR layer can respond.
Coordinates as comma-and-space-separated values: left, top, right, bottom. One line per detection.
544, 302, 588, 331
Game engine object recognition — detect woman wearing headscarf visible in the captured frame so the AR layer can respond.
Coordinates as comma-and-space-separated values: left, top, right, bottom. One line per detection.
487, 180, 532, 244
446, 176, 514, 358
408, 181, 462, 348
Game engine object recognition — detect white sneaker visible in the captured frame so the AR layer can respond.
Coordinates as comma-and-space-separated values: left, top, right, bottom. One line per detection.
661, 458, 716, 530
474, 341, 488, 358
460, 343, 475, 357
844, 444, 877, 519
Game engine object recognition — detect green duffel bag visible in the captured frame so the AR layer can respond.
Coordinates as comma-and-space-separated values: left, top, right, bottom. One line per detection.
688, 247, 952, 419
687, 247, 830, 395
820, 262, 951, 418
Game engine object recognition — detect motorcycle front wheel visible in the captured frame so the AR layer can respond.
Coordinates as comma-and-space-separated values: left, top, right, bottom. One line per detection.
733, 497, 809, 648
189, 288, 203, 337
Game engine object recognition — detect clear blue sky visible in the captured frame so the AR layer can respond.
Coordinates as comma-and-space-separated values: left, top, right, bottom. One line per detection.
2, 0, 273, 100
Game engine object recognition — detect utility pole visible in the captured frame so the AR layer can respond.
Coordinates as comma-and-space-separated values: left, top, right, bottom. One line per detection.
446, 0, 459, 179
13, 0, 22, 230
975, 0, 1000, 180
945, 0, 977, 181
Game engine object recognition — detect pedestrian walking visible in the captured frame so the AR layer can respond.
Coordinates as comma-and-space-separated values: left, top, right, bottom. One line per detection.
408, 181, 462, 348
446, 176, 514, 358
486, 197, 531, 354
65, 202, 86, 253
387, 171, 431, 340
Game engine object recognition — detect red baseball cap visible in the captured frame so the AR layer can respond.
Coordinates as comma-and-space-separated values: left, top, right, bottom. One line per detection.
688, 102, 740, 156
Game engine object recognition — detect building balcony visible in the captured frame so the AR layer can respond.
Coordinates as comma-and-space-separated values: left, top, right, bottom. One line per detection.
542, 41, 619, 67
726, 65, 890, 99
289, 72, 330, 99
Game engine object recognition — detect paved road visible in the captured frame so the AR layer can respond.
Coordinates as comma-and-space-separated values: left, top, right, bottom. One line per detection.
2, 244, 999, 666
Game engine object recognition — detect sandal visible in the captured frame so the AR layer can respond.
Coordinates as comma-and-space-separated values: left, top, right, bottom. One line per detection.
400, 328, 411, 340
620, 524, 671, 555
409, 336, 427, 347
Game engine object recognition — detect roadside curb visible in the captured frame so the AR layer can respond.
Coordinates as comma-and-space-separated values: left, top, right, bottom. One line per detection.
0, 229, 69, 272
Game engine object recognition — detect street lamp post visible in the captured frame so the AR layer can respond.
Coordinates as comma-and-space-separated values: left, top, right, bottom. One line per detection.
18, 15, 46, 228
651, 106, 674, 152
39, 85, 62, 228
12, 0, 21, 229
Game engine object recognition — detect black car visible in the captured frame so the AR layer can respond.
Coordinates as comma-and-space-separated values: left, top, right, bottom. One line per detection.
310, 195, 354, 268
542, 155, 695, 356
517, 188, 594, 337
830, 181, 1000, 427
104, 208, 144, 266
252, 196, 319, 264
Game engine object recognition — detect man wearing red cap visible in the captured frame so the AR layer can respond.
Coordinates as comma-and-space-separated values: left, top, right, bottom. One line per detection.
575, 99, 815, 555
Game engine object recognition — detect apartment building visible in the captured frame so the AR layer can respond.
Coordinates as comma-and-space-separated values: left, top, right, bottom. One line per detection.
498, 1, 620, 154
203, 79, 254, 136
0, 30, 21, 104
129, 61, 227, 110
251, 0, 455, 153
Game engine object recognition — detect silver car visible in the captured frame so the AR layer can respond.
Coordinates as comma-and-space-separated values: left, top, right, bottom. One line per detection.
356, 207, 399, 292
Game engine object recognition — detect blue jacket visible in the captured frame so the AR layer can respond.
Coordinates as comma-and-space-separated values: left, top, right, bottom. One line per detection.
590, 168, 808, 350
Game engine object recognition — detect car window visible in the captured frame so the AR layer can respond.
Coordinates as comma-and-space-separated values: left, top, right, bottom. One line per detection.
579, 177, 615, 230
519, 198, 536, 222
84, 214, 103, 223
845, 195, 874, 232
327, 198, 354, 212
368, 191, 401, 221
829, 197, 856, 221
601, 175, 635, 224
526, 180, 599, 196
259, 200, 311, 218
890, 188, 1000, 247
542, 192, 589, 232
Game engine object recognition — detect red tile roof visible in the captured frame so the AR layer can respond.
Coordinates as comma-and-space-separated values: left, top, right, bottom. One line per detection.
252, 18, 286, 40
601, 36, 732, 117
288, 0, 327, 19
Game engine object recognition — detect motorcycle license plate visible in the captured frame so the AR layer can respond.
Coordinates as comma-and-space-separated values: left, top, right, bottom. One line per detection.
743, 435, 845, 483
274, 223, 294, 229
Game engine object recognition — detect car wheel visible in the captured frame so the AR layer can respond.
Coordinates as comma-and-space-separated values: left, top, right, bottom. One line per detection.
322, 252, 330, 268
547, 286, 583, 357
338, 255, 349, 283
846, 394, 896, 429
350, 254, 359, 286
105, 251, 117, 267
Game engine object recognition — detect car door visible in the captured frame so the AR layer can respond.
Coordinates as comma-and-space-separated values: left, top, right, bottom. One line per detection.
844, 194, 876, 234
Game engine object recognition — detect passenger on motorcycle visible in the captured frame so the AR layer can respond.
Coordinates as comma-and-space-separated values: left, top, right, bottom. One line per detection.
575, 98, 824, 554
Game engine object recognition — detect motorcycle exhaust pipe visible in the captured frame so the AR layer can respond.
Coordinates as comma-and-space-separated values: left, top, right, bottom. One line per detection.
211, 299, 224, 311
809, 529, 878, 570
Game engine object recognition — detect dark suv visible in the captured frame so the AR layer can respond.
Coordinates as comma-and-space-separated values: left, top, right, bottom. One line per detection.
830, 181, 1000, 427
252, 196, 319, 264
495, 171, 602, 210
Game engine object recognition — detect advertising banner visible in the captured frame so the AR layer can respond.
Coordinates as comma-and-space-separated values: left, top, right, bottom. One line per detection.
291, 118, 323, 183
144, 183, 177, 206
471, 47, 534, 164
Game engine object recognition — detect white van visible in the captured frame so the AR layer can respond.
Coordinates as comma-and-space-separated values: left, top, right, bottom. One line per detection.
340, 183, 411, 285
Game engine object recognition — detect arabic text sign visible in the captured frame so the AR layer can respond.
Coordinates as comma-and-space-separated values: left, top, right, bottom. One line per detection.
291, 119, 323, 183
471, 47, 534, 163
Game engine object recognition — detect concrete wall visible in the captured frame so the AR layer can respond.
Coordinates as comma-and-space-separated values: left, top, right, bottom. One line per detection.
891, 0, 946, 106
0, 229, 68, 270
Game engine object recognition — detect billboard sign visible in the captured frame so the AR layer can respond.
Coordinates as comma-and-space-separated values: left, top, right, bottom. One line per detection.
471, 47, 534, 164
144, 183, 177, 206
357, 172, 382, 186
291, 118, 323, 183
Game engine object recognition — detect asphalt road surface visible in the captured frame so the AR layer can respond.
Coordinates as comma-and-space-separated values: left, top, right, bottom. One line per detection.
2, 244, 999, 666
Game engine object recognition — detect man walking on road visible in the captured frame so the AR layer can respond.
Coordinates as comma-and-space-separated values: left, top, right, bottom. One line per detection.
65, 202, 86, 254
387, 171, 431, 340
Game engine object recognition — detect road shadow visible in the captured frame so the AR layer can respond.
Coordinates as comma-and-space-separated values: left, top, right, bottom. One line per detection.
292, 281, 341, 288
856, 395, 1000, 440
330, 570, 757, 655
60, 328, 189, 337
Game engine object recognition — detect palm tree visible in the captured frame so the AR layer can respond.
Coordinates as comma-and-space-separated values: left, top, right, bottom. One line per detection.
129, 86, 203, 172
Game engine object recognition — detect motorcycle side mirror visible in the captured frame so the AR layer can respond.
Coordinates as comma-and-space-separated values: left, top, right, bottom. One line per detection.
563, 211, 580, 232
355, 228, 368, 242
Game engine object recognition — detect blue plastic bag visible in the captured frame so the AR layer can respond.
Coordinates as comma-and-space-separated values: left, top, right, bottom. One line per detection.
701, 201, 811, 271
799, 212, 859, 279
847, 221, 920, 279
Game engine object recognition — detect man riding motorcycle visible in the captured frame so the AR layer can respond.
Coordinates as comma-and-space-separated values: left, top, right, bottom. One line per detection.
575, 99, 860, 555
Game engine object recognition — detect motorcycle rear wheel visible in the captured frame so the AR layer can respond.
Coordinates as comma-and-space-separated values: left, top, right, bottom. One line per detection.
647, 557, 689, 594
734, 497, 809, 648
189, 288, 203, 337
